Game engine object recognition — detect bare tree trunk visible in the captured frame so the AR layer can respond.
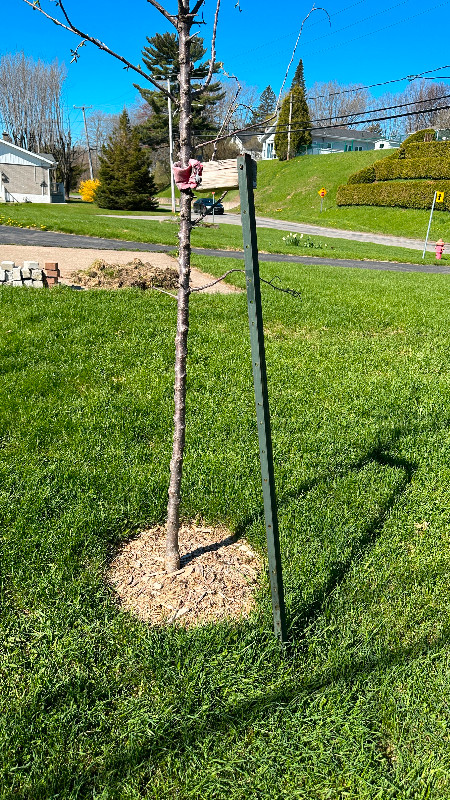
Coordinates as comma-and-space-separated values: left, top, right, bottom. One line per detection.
165, 11, 192, 573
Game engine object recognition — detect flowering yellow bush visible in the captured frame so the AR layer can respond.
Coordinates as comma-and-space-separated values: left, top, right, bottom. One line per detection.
79, 179, 100, 203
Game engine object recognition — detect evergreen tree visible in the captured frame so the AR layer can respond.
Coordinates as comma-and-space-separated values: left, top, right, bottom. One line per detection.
250, 85, 277, 127
274, 85, 312, 160
134, 32, 223, 150
95, 110, 158, 210
291, 59, 307, 93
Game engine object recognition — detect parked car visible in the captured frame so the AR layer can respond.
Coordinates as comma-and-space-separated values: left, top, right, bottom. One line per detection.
193, 197, 224, 215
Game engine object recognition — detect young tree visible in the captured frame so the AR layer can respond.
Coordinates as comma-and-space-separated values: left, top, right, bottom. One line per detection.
274, 84, 312, 160
250, 85, 277, 128
21, 0, 223, 573
95, 109, 158, 210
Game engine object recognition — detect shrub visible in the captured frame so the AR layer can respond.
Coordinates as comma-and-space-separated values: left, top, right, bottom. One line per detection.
402, 129, 436, 145
347, 164, 376, 184
375, 157, 450, 181
79, 179, 100, 203
337, 179, 450, 210
404, 141, 450, 159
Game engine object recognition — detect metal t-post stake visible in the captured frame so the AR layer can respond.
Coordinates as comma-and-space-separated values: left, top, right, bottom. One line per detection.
237, 154, 287, 642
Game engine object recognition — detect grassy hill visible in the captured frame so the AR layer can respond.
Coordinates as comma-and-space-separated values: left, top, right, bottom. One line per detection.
159, 150, 450, 241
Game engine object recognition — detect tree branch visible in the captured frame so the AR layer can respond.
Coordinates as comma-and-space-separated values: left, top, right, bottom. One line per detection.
146, 0, 178, 26
191, 0, 206, 15
201, 0, 221, 90
21, 0, 176, 99
195, 111, 277, 149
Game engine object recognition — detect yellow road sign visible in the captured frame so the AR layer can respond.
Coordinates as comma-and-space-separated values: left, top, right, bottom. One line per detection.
436, 191, 445, 202
318, 187, 327, 197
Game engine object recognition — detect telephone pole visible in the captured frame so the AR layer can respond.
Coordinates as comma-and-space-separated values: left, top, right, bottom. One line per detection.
74, 105, 94, 180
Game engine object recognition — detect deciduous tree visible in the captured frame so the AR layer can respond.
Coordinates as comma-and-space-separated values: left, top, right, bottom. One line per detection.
21, 0, 224, 573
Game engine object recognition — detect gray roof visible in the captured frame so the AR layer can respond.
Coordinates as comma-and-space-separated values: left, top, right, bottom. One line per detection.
37, 152, 57, 164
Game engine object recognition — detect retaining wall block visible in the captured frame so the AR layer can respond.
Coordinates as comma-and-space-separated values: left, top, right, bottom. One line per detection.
31, 269, 43, 280
12, 267, 21, 281
21, 267, 32, 280
32, 280, 44, 288
0, 270, 5, 283
23, 279, 33, 287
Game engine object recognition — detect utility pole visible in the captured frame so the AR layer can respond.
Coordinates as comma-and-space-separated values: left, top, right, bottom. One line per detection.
74, 105, 93, 180
167, 79, 176, 214
287, 92, 293, 161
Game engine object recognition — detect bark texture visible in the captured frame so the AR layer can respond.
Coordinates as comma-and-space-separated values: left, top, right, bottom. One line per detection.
165, 9, 193, 573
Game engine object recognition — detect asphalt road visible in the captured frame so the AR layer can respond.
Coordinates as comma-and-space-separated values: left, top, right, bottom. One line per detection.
2, 225, 450, 275
99, 211, 433, 252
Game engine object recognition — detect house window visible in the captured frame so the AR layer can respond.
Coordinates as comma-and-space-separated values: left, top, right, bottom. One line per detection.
379, 143, 384, 148
345, 144, 353, 152
354, 146, 363, 151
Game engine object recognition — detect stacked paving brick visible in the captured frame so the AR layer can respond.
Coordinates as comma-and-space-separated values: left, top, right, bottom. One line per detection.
0, 261, 60, 288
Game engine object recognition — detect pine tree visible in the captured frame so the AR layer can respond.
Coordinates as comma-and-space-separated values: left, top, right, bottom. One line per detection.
134, 32, 223, 150
95, 110, 158, 210
250, 85, 277, 128
291, 59, 307, 93
274, 85, 312, 161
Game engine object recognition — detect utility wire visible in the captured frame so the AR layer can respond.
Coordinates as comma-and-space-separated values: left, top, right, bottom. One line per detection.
307, 65, 450, 101
272, 91, 450, 130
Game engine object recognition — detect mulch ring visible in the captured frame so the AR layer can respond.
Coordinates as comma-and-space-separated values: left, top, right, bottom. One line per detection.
74, 258, 179, 290
107, 523, 262, 627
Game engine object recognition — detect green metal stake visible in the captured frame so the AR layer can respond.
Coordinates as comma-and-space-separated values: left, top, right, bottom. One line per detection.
237, 154, 287, 642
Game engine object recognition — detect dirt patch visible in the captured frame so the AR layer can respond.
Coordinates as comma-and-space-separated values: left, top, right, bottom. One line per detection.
108, 523, 261, 627
0, 245, 240, 294
74, 258, 179, 290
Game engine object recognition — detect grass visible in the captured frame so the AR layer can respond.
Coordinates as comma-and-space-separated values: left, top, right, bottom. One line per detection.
2, 199, 450, 268
3, 261, 450, 797
159, 149, 450, 241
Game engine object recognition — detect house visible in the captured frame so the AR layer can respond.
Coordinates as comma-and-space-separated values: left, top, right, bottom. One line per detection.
0, 133, 64, 203
231, 132, 263, 161
260, 125, 400, 160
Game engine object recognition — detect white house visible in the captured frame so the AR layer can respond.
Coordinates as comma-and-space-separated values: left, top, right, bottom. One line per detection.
0, 133, 64, 203
260, 125, 400, 160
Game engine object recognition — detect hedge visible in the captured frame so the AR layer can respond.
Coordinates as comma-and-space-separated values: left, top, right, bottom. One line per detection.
336, 179, 450, 210
347, 164, 376, 184
404, 141, 450, 159
375, 156, 450, 181
401, 129, 436, 145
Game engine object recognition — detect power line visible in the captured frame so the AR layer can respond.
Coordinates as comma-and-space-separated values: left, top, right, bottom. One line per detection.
272, 92, 450, 130
307, 66, 450, 102
298, 0, 450, 58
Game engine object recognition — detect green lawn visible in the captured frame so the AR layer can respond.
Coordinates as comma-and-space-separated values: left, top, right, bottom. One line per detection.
2, 199, 450, 268
3, 262, 450, 797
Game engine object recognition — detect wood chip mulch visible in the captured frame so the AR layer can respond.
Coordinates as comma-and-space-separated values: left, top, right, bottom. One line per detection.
74, 258, 179, 290
107, 524, 262, 627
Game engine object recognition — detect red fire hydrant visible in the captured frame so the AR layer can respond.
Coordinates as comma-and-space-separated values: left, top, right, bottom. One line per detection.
435, 239, 445, 259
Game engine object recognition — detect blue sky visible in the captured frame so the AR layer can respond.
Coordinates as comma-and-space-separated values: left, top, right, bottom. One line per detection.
4, 0, 450, 138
